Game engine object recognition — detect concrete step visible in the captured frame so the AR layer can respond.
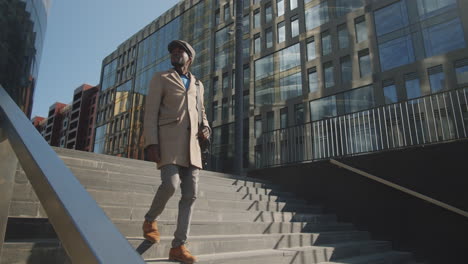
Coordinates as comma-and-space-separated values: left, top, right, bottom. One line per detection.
9, 187, 320, 219
140, 240, 392, 264
0, 239, 70, 264
129, 231, 371, 259
6, 218, 356, 240
99, 205, 336, 222
319, 250, 414, 264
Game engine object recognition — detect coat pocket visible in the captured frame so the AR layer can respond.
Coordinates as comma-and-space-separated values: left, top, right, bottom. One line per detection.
158, 117, 180, 126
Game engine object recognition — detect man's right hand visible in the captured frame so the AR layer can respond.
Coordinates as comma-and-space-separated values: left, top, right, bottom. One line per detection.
146, 144, 161, 163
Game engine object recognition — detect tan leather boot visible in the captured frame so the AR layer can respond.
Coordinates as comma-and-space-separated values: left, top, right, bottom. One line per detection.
142, 220, 160, 243
169, 245, 197, 263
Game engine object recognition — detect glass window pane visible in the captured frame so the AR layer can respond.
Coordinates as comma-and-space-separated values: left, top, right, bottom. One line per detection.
417, 0, 457, 19
266, 28, 273, 48
423, 18, 466, 58
254, 9, 261, 28
355, 16, 368, 43
255, 54, 274, 80
344, 85, 375, 113
291, 17, 299, 37
243, 15, 250, 32
383, 84, 398, 104
359, 50, 371, 77
290, 0, 298, 10
294, 103, 304, 124
341, 56, 352, 83
265, 4, 273, 23
279, 43, 301, 71
456, 65, 468, 84
280, 72, 302, 100
324, 62, 335, 88
266, 111, 274, 131
379, 35, 415, 71
309, 96, 337, 121
308, 68, 319, 93
277, 0, 285, 16
338, 24, 349, 49
321, 31, 332, 56
307, 38, 316, 61
405, 77, 421, 99
243, 38, 250, 58
278, 22, 286, 43
255, 79, 275, 105
335, 0, 363, 17
428, 68, 445, 93
254, 34, 261, 53
374, 0, 409, 36
305, 2, 329, 31
255, 116, 262, 138
280, 107, 288, 128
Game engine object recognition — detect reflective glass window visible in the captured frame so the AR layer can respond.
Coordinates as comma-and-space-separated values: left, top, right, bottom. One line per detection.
340, 56, 352, 83
212, 102, 219, 121
266, 27, 273, 48
290, 0, 298, 10
307, 38, 316, 61
243, 14, 250, 32
244, 65, 250, 87
280, 72, 302, 100
423, 18, 466, 58
379, 35, 415, 71
255, 54, 274, 80
359, 49, 371, 77
254, 34, 261, 54
405, 75, 421, 99
223, 72, 230, 91
291, 16, 299, 37
279, 43, 301, 72
383, 82, 398, 104
255, 115, 262, 138
321, 31, 332, 56
374, 0, 409, 37
222, 98, 229, 120
344, 85, 375, 113
308, 67, 319, 93
428, 66, 445, 93
338, 24, 349, 49
277, 0, 285, 16
277, 21, 286, 43
456, 63, 468, 84
224, 4, 230, 21
254, 9, 261, 28
355, 16, 368, 43
305, 2, 329, 31
243, 38, 250, 57
324, 62, 335, 88
266, 111, 274, 131
280, 107, 288, 128
417, 0, 457, 19
213, 77, 219, 96
294, 103, 304, 124
255, 79, 275, 105
310, 95, 337, 121
335, 0, 363, 17
215, 10, 220, 25
265, 3, 273, 23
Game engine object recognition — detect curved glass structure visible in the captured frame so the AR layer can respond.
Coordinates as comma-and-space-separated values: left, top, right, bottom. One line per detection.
0, 0, 51, 117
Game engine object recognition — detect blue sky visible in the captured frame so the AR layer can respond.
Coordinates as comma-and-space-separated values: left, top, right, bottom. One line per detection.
32, 0, 180, 118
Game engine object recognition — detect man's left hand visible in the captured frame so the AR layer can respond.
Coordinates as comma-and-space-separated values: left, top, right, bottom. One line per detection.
198, 126, 210, 141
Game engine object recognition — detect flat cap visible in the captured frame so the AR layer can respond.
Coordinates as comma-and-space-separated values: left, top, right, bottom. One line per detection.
168, 40, 196, 60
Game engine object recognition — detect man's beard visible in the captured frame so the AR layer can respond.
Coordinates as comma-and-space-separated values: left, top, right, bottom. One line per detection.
171, 60, 184, 67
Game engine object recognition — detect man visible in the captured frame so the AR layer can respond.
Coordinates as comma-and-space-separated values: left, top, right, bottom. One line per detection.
142, 40, 210, 264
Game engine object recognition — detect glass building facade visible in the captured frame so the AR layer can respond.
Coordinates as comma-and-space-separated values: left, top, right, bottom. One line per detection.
0, 0, 51, 117
94, 0, 468, 172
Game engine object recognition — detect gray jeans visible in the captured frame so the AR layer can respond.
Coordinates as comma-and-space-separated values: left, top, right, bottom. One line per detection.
145, 164, 199, 248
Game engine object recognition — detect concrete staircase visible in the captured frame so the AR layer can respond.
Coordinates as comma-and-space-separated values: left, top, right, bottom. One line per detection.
2, 148, 420, 263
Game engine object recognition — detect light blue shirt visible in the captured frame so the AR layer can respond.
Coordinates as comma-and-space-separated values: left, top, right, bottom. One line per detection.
180, 74, 190, 90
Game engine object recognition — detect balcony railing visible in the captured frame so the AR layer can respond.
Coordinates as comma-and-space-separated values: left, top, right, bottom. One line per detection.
257, 87, 468, 168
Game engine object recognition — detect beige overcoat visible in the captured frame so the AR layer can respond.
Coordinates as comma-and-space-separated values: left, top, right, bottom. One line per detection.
143, 69, 210, 169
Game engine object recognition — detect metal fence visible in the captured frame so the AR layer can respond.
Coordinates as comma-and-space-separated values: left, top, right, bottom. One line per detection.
258, 87, 468, 168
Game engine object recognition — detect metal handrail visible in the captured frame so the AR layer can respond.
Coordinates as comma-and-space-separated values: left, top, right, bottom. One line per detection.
330, 159, 468, 218
0, 85, 145, 263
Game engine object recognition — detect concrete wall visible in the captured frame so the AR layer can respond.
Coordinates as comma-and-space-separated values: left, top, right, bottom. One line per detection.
249, 140, 468, 263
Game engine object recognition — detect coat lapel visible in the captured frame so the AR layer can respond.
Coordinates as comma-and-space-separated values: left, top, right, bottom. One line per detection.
167, 69, 186, 92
